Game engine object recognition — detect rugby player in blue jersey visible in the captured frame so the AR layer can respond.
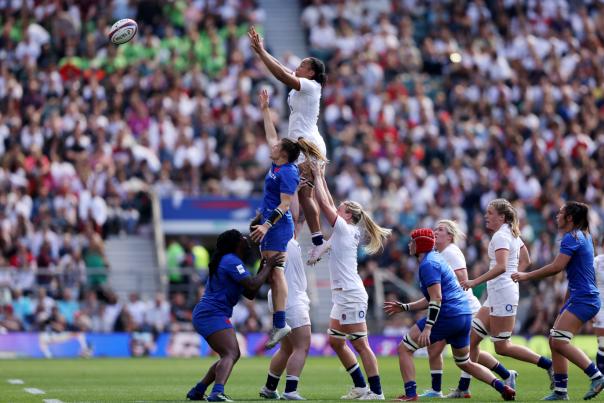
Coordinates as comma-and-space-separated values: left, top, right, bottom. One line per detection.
250, 89, 325, 349
385, 228, 516, 401
513, 201, 604, 400
186, 229, 284, 402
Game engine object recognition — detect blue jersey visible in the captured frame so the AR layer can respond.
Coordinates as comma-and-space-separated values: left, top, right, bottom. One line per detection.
418, 251, 471, 317
196, 253, 250, 317
560, 231, 599, 301
261, 162, 299, 220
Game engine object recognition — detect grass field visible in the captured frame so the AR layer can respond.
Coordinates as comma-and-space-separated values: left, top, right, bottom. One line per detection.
0, 356, 598, 402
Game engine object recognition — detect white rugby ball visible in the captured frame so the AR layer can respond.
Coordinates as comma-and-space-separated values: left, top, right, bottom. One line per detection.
109, 18, 138, 45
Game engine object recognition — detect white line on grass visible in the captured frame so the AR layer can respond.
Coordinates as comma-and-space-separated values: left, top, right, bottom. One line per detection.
23, 387, 46, 395
7, 379, 24, 384
43, 399, 64, 403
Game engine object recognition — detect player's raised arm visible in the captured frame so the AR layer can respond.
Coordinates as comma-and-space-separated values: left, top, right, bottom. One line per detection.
249, 26, 301, 90
259, 89, 279, 148
309, 161, 337, 226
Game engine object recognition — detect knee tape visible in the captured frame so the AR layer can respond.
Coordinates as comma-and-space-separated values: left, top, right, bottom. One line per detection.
454, 353, 470, 365
472, 318, 489, 338
598, 336, 604, 350
402, 333, 419, 352
328, 328, 348, 340
490, 331, 512, 343
550, 328, 573, 343
347, 331, 368, 341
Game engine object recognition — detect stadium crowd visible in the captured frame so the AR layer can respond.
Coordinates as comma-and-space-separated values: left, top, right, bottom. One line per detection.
1, 0, 604, 336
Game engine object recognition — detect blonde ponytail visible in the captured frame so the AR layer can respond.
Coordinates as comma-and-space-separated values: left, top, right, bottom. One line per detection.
343, 201, 392, 255
488, 198, 521, 238
297, 137, 328, 162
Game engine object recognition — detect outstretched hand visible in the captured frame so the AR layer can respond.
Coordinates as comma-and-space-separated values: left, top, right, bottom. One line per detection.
259, 88, 270, 110
248, 26, 264, 54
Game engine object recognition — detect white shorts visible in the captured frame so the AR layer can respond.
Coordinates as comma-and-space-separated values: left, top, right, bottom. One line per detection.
268, 293, 311, 330
484, 286, 519, 317
594, 305, 604, 329
330, 289, 368, 325
295, 134, 327, 165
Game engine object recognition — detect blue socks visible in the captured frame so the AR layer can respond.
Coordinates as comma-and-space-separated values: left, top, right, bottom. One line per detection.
311, 232, 324, 246
404, 381, 417, 397
193, 381, 208, 395
491, 362, 510, 380
598, 351, 604, 373
538, 356, 553, 370
211, 383, 224, 395
368, 375, 382, 395
553, 373, 568, 396
430, 370, 442, 392
584, 362, 604, 380
285, 375, 299, 393
265, 371, 280, 391
273, 311, 286, 329
346, 363, 367, 388
491, 379, 505, 393
458, 373, 471, 391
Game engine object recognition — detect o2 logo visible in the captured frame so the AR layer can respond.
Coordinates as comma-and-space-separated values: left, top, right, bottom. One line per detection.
505, 304, 513, 312
359, 311, 365, 318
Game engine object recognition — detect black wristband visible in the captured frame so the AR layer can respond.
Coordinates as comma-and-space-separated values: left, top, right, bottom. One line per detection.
426, 301, 441, 326
264, 208, 284, 226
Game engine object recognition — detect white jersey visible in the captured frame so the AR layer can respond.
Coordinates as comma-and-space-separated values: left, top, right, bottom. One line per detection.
487, 223, 523, 293
287, 77, 322, 141
285, 238, 310, 309
327, 216, 365, 291
440, 243, 482, 313
595, 255, 604, 297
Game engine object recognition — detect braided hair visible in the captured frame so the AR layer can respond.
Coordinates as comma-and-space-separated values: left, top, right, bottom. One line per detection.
208, 229, 243, 278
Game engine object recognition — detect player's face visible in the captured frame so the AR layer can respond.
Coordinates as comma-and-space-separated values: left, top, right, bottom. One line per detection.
337, 203, 350, 220
484, 206, 503, 231
434, 224, 450, 249
295, 59, 314, 79
556, 206, 570, 230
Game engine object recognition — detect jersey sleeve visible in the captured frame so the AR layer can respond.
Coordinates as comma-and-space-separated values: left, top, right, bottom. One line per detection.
560, 232, 579, 257
279, 166, 299, 195
420, 261, 441, 288
298, 77, 319, 95
491, 231, 511, 251
442, 248, 466, 271
224, 259, 251, 283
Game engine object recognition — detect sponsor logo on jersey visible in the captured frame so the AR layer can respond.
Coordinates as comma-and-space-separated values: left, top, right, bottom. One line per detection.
236, 264, 245, 274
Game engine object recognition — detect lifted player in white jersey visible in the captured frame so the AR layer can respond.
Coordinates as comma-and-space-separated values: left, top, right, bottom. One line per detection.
260, 232, 312, 401
248, 26, 330, 265
420, 219, 515, 399
310, 162, 391, 400
461, 199, 554, 390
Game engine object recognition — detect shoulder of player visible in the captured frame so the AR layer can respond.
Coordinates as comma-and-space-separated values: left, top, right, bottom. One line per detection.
221, 253, 243, 267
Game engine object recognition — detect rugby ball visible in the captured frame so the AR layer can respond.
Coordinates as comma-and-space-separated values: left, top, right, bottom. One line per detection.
109, 19, 138, 45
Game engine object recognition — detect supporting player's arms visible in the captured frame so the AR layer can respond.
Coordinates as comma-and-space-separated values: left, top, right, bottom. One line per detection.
240, 255, 285, 299
311, 163, 338, 225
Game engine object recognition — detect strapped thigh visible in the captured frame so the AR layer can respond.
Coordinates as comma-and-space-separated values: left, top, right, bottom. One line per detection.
550, 328, 573, 343
472, 317, 489, 338
401, 333, 419, 352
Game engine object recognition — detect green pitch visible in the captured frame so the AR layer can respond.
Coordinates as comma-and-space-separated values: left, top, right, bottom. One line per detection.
0, 356, 597, 402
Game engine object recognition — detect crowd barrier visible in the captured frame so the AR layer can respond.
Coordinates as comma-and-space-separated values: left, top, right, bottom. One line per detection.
0, 332, 598, 359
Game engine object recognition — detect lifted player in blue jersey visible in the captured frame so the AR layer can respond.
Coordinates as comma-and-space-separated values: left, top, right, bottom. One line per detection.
513, 201, 604, 400
186, 229, 284, 402
250, 89, 325, 349
385, 228, 516, 401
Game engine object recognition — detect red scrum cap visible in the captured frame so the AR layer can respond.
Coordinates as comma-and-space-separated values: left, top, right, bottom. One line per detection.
410, 228, 435, 254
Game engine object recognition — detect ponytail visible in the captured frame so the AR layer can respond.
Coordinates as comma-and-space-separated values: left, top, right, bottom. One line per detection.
488, 198, 521, 238
296, 137, 328, 162
343, 201, 392, 255
208, 229, 243, 278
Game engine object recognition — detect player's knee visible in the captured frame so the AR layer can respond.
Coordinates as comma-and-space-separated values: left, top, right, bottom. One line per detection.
399, 333, 419, 354
454, 352, 472, 370
549, 329, 573, 351
328, 331, 346, 350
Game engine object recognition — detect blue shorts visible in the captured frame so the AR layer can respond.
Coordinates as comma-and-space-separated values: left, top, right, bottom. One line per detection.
560, 298, 601, 323
260, 218, 293, 252
192, 312, 233, 339
417, 314, 472, 349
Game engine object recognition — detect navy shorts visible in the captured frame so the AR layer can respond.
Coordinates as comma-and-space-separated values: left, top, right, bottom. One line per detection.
260, 219, 293, 252
192, 312, 233, 339
560, 298, 601, 323
417, 314, 472, 349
